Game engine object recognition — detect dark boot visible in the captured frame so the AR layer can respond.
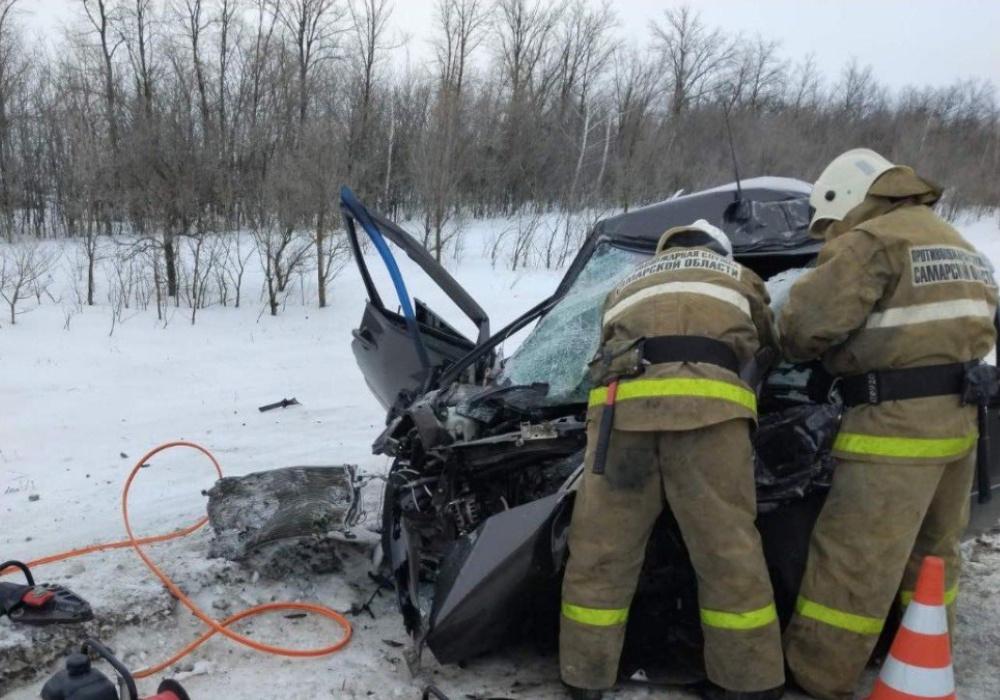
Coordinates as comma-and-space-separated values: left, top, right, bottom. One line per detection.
564, 684, 604, 699
699, 681, 784, 700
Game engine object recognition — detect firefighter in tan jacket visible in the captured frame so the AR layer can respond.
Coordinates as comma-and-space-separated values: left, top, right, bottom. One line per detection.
560, 221, 785, 700
781, 149, 998, 700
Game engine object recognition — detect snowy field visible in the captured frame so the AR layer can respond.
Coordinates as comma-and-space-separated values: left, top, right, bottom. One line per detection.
2, 212, 1000, 699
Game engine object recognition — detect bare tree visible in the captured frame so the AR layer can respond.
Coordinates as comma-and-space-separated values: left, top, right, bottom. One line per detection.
222, 233, 254, 308
176, 0, 212, 137
725, 36, 785, 111
274, 0, 346, 126
493, 0, 564, 211
121, 0, 157, 119
650, 5, 735, 115
835, 58, 887, 119
81, 222, 102, 305
186, 232, 224, 324
317, 228, 351, 301
82, 0, 121, 152
0, 0, 25, 242
611, 48, 659, 211
508, 212, 541, 271
215, 0, 238, 160
0, 239, 57, 325
554, 1, 617, 210
0, 0, 25, 241
417, 0, 488, 260
787, 53, 822, 113
345, 0, 396, 179
251, 210, 312, 317
553, 0, 616, 114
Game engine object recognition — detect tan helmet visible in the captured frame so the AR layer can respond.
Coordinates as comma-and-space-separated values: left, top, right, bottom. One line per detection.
656, 219, 733, 258
809, 148, 896, 234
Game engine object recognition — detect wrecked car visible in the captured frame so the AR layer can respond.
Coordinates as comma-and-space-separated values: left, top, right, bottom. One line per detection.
339, 179, 1000, 682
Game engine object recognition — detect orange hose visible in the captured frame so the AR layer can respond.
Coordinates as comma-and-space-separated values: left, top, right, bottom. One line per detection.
1, 440, 353, 679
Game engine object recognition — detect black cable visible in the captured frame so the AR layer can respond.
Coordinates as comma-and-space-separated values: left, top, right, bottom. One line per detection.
423, 686, 451, 700
0, 560, 35, 586
84, 638, 139, 700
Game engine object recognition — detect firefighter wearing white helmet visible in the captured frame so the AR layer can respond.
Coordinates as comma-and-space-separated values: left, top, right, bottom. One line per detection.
807, 147, 897, 235
781, 149, 998, 699
560, 221, 783, 700
656, 218, 735, 256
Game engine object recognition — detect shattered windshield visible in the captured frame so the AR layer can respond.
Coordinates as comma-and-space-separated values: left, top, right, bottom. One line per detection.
499, 243, 649, 404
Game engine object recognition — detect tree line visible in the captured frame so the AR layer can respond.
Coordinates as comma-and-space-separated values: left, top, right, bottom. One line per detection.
0, 0, 997, 318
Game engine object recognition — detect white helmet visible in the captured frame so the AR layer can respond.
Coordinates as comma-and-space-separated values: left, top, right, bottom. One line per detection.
656, 219, 733, 258
809, 148, 896, 234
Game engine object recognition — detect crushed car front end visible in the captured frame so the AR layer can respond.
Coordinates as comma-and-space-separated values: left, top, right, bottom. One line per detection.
341, 179, 1000, 681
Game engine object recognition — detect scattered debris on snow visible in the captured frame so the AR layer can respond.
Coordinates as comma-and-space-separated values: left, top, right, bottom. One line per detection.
205, 465, 362, 576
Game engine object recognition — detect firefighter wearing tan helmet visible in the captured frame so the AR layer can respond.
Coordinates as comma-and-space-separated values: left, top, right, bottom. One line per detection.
780, 148, 998, 699
560, 220, 784, 700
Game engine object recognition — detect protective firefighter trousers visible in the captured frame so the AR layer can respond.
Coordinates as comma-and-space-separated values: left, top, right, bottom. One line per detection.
784, 451, 975, 700
560, 418, 784, 691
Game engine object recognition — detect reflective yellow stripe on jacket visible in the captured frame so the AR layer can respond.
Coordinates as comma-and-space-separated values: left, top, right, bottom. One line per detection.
795, 596, 884, 635
833, 431, 977, 460
561, 602, 628, 627
700, 603, 777, 630
588, 377, 756, 413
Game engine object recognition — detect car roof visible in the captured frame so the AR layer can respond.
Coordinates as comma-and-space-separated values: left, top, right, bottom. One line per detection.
593, 176, 817, 256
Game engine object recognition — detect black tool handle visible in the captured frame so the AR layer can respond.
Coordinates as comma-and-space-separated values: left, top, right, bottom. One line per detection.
0, 560, 34, 586
593, 382, 618, 475
258, 398, 298, 412
85, 638, 139, 700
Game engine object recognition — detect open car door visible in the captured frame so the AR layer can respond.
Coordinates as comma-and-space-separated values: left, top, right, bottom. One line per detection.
341, 187, 492, 411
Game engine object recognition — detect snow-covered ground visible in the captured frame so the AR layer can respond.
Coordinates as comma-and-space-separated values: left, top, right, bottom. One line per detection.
2, 212, 1000, 699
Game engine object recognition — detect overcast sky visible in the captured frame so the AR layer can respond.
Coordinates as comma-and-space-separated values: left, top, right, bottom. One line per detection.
15, 0, 1000, 92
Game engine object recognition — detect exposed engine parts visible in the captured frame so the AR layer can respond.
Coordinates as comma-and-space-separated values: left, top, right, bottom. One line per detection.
379, 359, 844, 669
443, 496, 482, 536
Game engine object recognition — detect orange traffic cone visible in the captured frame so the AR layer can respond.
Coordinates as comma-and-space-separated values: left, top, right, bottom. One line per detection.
867, 555, 955, 700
